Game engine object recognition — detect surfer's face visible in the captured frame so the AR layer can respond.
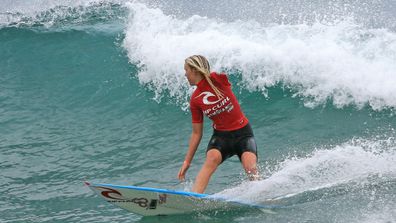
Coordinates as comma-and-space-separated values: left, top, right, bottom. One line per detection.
184, 63, 199, 86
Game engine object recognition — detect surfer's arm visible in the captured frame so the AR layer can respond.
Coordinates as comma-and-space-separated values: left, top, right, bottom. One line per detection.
178, 123, 203, 181
185, 122, 203, 163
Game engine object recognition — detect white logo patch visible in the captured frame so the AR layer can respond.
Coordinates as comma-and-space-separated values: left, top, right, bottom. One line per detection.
195, 91, 222, 105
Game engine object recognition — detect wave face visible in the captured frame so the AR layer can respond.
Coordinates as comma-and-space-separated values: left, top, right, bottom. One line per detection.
1, 1, 396, 222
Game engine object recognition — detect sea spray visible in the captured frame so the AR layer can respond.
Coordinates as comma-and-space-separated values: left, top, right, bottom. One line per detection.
214, 137, 396, 205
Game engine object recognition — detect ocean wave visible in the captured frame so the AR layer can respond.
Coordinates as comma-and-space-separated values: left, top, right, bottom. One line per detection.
123, 3, 396, 111
3, 1, 396, 110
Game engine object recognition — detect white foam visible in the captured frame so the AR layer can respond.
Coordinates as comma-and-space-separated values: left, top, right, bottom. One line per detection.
123, 3, 396, 110
358, 206, 396, 223
214, 137, 396, 204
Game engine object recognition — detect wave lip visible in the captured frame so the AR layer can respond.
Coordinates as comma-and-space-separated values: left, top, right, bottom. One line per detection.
123, 3, 396, 110
0, 0, 126, 30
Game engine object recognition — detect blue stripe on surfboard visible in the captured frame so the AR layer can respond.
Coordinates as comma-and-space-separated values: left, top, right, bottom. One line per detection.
89, 182, 208, 198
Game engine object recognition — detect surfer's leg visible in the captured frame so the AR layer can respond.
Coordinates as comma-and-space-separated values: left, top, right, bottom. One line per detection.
236, 133, 259, 180
192, 149, 222, 193
241, 151, 259, 181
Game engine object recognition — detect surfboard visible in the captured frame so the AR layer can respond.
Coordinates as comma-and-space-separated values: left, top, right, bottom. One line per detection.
85, 182, 275, 216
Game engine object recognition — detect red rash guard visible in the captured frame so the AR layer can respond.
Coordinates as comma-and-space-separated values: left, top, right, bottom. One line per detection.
190, 72, 249, 131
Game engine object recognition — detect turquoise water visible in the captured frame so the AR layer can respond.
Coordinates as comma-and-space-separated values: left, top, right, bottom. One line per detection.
1, 1, 396, 222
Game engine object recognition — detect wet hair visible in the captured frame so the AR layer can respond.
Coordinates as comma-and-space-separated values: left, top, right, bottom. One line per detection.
185, 55, 224, 99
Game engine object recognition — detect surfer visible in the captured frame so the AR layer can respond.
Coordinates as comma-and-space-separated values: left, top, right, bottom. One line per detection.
178, 55, 259, 193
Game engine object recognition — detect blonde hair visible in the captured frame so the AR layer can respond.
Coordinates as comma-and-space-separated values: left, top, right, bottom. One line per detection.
185, 55, 224, 99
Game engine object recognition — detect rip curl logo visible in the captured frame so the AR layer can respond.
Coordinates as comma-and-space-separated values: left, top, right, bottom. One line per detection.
195, 91, 234, 118
95, 186, 124, 200
94, 186, 157, 209
195, 91, 222, 105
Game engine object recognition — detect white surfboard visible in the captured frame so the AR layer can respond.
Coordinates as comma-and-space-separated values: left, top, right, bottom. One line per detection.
85, 182, 277, 216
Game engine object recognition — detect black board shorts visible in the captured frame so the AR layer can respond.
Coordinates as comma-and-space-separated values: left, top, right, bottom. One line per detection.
207, 123, 258, 163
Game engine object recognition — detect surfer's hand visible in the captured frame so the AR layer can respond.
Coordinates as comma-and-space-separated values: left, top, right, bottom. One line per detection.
178, 161, 190, 181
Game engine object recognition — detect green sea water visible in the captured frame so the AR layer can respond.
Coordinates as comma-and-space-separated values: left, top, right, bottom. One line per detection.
1, 1, 396, 222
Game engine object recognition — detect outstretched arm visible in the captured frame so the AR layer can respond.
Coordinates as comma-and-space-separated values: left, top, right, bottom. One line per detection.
178, 123, 203, 181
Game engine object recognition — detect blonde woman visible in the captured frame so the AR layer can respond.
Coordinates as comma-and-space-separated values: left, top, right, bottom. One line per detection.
178, 55, 258, 193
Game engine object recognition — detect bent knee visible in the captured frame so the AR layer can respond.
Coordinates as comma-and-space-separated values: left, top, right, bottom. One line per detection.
205, 149, 222, 166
